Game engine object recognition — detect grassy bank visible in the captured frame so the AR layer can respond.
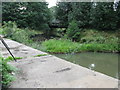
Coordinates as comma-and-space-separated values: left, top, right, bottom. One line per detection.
41, 29, 119, 53
0, 22, 119, 54
41, 39, 119, 53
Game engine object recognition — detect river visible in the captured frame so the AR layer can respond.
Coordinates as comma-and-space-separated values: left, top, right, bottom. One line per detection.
53, 52, 118, 79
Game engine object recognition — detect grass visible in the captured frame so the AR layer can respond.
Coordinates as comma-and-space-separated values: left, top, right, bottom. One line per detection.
41, 39, 119, 53
0, 28, 3, 34
80, 29, 119, 44
5, 56, 23, 61
0, 56, 17, 88
41, 39, 81, 53
34, 54, 48, 57
1, 23, 119, 54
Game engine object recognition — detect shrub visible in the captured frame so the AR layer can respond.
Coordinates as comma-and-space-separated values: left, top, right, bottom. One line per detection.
41, 39, 119, 53
11, 29, 37, 45
41, 39, 81, 53
66, 20, 81, 41
2, 21, 17, 37
0, 28, 3, 34
0, 57, 16, 88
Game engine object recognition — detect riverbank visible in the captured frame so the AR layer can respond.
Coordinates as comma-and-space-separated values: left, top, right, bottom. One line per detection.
39, 29, 120, 53
0, 25, 119, 54
41, 39, 119, 54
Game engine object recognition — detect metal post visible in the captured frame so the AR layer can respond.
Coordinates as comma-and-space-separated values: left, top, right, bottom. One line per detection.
0, 36, 17, 62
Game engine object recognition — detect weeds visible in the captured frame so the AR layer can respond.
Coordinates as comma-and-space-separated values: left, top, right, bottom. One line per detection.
34, 54, 48, 57
1, 22, 119, 54
0, 57, 17, 88
41, 39, 119, 53
5, 56, 23, 61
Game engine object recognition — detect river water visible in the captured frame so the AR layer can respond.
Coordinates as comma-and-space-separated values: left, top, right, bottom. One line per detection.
54, 52, 118, 78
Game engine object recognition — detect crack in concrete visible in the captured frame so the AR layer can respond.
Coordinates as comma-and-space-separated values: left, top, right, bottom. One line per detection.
55, 67, 71, 73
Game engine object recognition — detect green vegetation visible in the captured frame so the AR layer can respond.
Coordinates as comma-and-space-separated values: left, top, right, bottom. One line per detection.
2, 2, 51, 31
0, 57, 17, 88
42, 39, 80, 53
1, 2, 120, 88
56, 2, 120, 30
5, 56, 23, 61
66, 20, 81, 41
0, 22, 119, 54
41, 38, 119, 53
55, 2, 120, 41
34, 54, 48, 57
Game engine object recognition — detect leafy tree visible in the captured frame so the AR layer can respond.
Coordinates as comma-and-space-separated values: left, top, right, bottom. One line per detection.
90, 2, 117, 30
49, 6, 57, 21
116, 1, 120, 29
56, 2, 72, 26
66, 20, 81, 41
2, 2, 51, 32
55, 2, 119, 31
68, 2, 92, 28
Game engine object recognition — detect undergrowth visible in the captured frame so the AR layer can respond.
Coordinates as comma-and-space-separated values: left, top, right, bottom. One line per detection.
41, 39, 119, 53
0, 56, 17, 88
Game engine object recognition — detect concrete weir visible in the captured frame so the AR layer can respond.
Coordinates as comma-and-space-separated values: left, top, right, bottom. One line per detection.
0, 38, 119, 88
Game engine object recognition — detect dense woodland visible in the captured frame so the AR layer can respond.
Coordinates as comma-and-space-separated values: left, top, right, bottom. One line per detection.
2, 2, 120, 33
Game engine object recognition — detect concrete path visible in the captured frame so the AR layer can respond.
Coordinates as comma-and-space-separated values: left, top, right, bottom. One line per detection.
0, 38, 118, 88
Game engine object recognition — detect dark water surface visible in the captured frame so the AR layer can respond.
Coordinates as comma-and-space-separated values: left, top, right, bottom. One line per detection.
53, 52, 118, 78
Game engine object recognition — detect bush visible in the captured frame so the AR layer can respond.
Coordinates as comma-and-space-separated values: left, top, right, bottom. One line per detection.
2, 21, 17, 37
66, 20, 81, 41
41, 39, 119, 53
0, 28, 3, 34
41, 39, 81, 53
11, 29, 34, 44
0, 57, 16, 88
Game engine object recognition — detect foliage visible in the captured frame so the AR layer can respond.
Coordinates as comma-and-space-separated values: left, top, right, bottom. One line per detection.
41, 38, 119, 53
80, 29, 119, 44
56, 2, 72, 26
55, 2, 120, 30
2, 21, 17, 37
66, 20, 81, 41
34, 54, 48, 57
0, 28, 3, 34
41, 39, 81, 53
116, 1, 120, 29
1, 22, 118, 54
5, 56, 23, 61
49, 6, 57, 20
11, 29, 34, 44
2, 2, 51, 32
90, 2, 118, 30
68, 2, 92, 28
0, 57, 16, 88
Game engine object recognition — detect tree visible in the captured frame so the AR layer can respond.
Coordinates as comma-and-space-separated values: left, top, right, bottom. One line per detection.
2, 2, 51, 32
66, 20, 81, 41
68, 2, 92, 28
90, 2, 117, 30
56, 2, 72, 26
116, 1, 120, 29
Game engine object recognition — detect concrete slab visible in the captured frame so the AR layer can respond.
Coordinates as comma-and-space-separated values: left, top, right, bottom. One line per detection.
0, 38, 118, 88
0, 38, 47, 58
